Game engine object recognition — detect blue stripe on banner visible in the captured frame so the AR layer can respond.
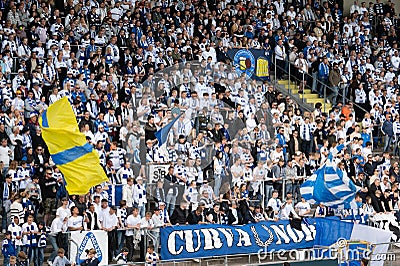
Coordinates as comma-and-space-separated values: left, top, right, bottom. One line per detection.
325, 179, 343, 188
314, 217, 353, 247
41, 110, 49, 128
107, 185, 123, 206
52, 143, 93, 165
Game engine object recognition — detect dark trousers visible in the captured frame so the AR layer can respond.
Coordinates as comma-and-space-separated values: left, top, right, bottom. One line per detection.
317, 78, 328, 96
301, 140, 311, 157
108, 230, 117, 260
125, 235, 134, 261
276, 59, 285, 79
139, 235, 145, 262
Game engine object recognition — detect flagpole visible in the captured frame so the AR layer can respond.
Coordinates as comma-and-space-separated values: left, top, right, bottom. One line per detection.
262, 180, 265, 211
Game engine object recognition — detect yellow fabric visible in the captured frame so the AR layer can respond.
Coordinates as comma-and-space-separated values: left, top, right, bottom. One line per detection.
39, 97, 108, 194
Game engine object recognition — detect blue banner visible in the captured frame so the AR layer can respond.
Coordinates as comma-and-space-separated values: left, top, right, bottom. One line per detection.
107, 184, 123, 206
227, 49, 270, 80
160, 220, 316, 260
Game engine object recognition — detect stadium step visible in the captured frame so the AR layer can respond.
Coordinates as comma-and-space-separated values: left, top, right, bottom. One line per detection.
277, 80, 297, 89
278, 80, 332, 111
292, 89, 312, 94
299, 94, 320, 99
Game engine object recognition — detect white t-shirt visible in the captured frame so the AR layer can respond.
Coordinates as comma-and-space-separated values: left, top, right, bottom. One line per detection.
295, 201, 311, 216
56, 206, 71, 220
102, 212, 118, 229
68, 215, 83, 230
125, 214, 141, 236
267, 197, 282, 212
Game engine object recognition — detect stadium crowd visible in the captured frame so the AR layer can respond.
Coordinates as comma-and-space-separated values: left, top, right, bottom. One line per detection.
0, 0, 400, 265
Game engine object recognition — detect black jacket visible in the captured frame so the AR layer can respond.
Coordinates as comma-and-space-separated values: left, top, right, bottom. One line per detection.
86, 211, 100, 230
81, 257, 100, 266
186, 211, 205, 225
170, 207, 187, 225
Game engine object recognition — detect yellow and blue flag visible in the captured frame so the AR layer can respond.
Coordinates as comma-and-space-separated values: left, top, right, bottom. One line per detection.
39, 97, 108, 195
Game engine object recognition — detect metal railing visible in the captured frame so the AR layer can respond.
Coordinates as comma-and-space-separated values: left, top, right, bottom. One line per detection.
272, 53, 370, 115
101, 240, 399, 266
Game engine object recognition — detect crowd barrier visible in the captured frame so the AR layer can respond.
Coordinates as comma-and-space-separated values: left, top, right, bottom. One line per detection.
65, 217, 398, 266
66, 228, 157, 266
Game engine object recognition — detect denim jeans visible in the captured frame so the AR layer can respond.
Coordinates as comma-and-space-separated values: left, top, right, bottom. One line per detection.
394, 136, 400, 156
4, 256, 10, 266
1, 209, 8, 232
25, 246, 38, 266
38, 247, 44, 266
328, 86, 338, 105
138, 205, 146, 218
214, 175, 222, 197
116, 230, 125, 255
152, 231, 160, 251
264, 184, 274, 207
285, 181, 293, 196
293, 183, 301, 203
317, 144, 323, 153
165, 193, 176, 216
384, 135, 393, 152
311, 72, 318, 92
48, 235, 58, 262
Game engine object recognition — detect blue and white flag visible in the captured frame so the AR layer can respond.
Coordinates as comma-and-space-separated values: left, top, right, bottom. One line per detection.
301, 145, 360, 207
161, 218, 392, 266
155, 114, 182, 147
315, 218, 392, 266
331, 143, 347, 157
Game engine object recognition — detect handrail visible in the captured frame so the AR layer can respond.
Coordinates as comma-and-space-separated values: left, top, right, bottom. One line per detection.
272, 52, 370, 115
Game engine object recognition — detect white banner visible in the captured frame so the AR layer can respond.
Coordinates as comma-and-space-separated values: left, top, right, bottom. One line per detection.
351, 223, 393, 266
369, 213, 400, 242
69, 230, 108, 265
148, 163, 170, 183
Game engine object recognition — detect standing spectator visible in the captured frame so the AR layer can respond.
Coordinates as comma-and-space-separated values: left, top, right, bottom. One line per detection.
381, 114, 394, 153
164, 166, 178, 216
317, 56, 330, 97
52, 248, 75, 266
274, 40, 286, 80
40, 168, 58, 226
101, 206, 118, 261
8, 216, 22, 255
122, 177, 134, 209
0, 139, 12, 171
36, 222, 47, 266
2, 231, 16, 266
170, 201, 188, 225
328, 63, 341, 105
145, 244, 159, 266
133, 176, 147, 218
151, 207, 164, 251
21, 215, 38, 265
125, 207, 141, 262
139, 212, 154, 262
67, 206, 83, 231
9, 195, 24, 226
48, 216, 68, 264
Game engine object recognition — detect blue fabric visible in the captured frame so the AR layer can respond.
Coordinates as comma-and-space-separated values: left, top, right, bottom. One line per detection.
160, 220, 316, 260
313, 218, 353, 247
155, 114, 182, 146
301, 150, 359, 206
51, 142, 93, 165
41, 110, 49, 128
107, 185, 123, 206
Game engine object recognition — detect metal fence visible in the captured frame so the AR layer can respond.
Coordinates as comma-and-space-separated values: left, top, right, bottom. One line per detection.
271, 52, 370, 115
89, 240, 399, 266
